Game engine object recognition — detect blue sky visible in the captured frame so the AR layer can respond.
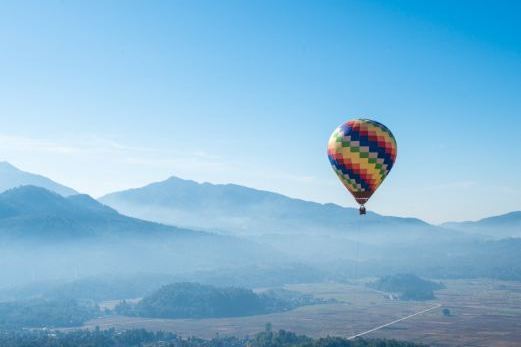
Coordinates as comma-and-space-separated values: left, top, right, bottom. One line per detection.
0, 0, 520, 223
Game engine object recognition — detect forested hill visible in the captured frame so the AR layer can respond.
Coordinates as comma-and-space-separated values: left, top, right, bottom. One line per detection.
115, 282, 328, 319
368, 274, 445, 301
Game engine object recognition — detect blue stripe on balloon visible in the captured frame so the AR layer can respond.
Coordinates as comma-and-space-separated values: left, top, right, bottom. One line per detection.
328, 153, 371, 191
340, 124, 395, 170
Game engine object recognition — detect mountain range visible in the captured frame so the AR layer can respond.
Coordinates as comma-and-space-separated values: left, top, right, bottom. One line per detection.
1, 162, 519, 239
99, 176, 433, 239
0, 162, 77, 196
0, 183, 277, 283
0, 185, 197, 240
442, 211, 521, 238
0, 161, 520, 285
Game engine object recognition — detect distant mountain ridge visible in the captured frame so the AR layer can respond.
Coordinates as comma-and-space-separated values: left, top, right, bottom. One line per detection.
2, 163, 518, 240
99, 176, 435, 238
442, 211, 521, 238
0, 162, 77, 196
0, 185, 280, 291
0, 185, 198, 239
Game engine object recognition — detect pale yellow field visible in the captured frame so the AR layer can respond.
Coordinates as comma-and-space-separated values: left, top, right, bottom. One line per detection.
79, 279, 521, 347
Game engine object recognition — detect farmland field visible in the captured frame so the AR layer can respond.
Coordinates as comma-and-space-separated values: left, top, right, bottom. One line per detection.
82, 279, 521, 346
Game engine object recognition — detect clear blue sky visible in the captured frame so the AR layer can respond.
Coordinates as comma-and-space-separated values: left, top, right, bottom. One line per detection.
1, 0, 520, 223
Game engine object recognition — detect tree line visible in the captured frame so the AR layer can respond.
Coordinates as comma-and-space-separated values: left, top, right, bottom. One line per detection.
0, 326, 427, 347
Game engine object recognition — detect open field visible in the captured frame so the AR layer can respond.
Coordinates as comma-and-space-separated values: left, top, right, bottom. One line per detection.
81, 279, 521, 346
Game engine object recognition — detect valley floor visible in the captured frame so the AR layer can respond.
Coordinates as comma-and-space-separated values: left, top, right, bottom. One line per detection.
78, 279, 521, 347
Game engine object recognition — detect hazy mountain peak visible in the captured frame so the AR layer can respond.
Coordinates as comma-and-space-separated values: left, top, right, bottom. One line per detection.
474, 211, 521, 225
0, 186, 118, 219
0, 161, 18, 170
442, 211, 521, 238
1, 185, 62, 201
444, 211, 521, 226
100, 176, 436, 238
165, 175, 196, 184
0, 185, 78, 217
485, 211, 521, 220
0, 185, 201, 240
0, 162, 77, 196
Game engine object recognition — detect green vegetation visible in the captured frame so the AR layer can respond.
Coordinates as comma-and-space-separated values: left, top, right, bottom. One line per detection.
368, 274, 444, 301
0, 327, 427, 347
0, 299, 99, 328
115, 282, 329, 319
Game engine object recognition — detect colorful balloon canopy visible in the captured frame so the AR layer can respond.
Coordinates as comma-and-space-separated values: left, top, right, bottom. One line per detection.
327, 119, 397, 206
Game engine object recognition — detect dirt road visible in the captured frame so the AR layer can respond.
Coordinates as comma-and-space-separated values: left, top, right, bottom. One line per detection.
348, 303, 442, 340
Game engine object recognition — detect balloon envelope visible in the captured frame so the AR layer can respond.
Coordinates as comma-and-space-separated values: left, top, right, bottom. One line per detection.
327, 119, 397, 206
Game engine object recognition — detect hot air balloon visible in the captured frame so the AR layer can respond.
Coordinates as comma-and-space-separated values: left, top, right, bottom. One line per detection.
327, 119, 397, 215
